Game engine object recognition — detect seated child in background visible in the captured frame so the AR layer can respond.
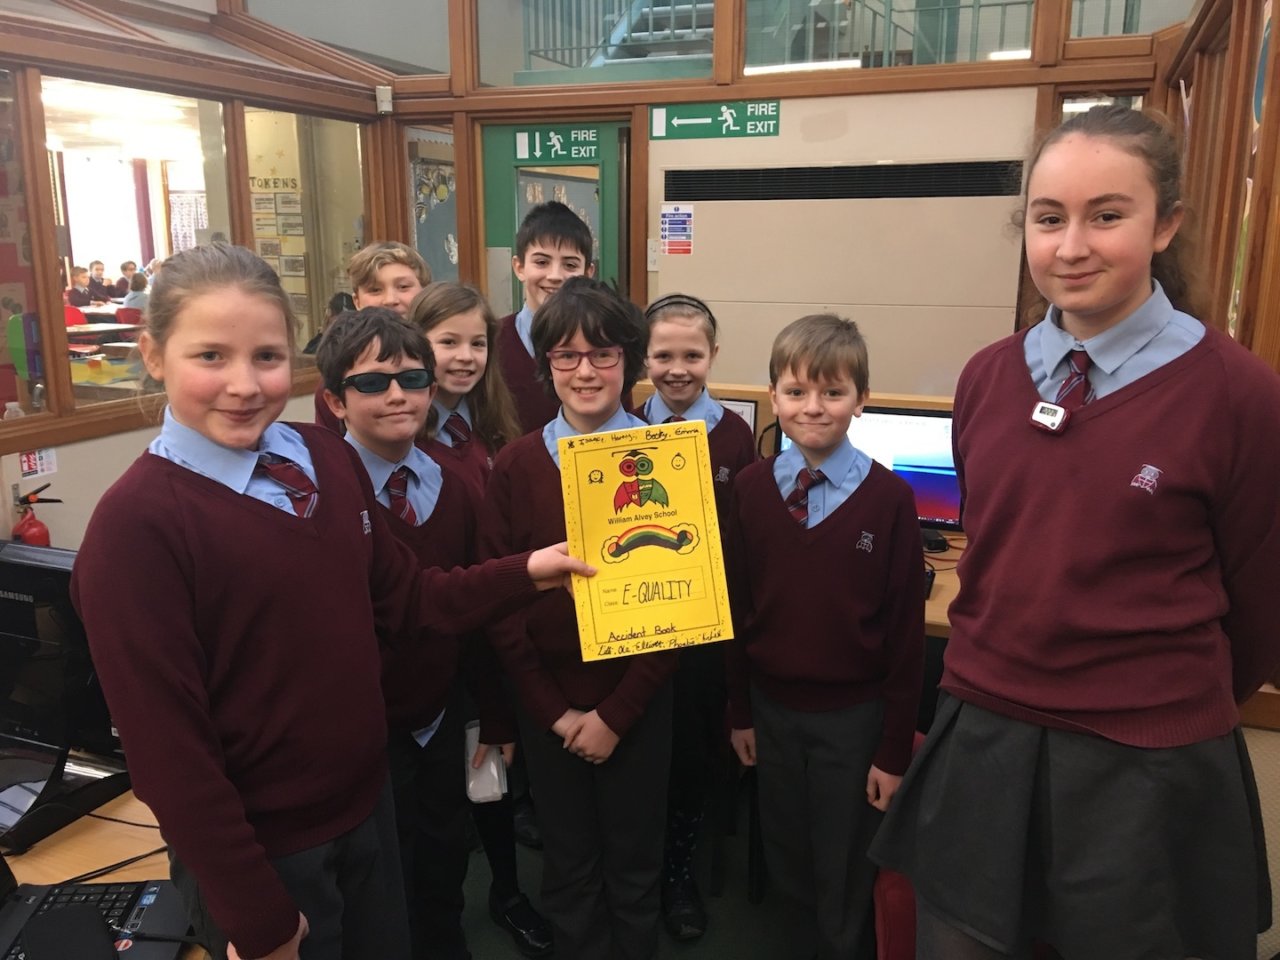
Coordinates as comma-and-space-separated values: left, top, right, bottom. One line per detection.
725, 314, 925, 960
481, 276, 677, 960
66, 266, 96, 308
635, 293, 756, 941
316, 307, 514, 960
122, 270, 149, 311
303, 291, 356, 354
316, 242, 431, 431
113, 260, 138, 298
87, 260, 115, 302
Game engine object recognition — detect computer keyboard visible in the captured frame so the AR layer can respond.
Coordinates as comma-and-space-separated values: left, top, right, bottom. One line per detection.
5, 881, 142, 959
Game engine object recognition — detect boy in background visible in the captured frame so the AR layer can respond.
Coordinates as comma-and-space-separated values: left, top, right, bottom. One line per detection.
316, 242, 431, 433
498, 202, 598, 434
317, 307, 509, 960
67, 266, 97, 307
87, 260, 116, 302
725, 314, 925, 960
113, 260, 138, 297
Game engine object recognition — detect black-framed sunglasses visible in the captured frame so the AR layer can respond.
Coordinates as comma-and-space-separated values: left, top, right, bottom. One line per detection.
339, 369, 434, 394
545, 347, 624, 371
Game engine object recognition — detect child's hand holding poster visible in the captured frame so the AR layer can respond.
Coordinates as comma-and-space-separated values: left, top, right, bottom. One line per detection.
559, 421, 733, 661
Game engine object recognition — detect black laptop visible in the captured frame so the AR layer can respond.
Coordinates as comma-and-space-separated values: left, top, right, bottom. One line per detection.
0, 849, 189, 959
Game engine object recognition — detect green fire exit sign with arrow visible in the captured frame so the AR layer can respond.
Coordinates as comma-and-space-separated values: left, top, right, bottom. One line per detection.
650, 101, 781, 140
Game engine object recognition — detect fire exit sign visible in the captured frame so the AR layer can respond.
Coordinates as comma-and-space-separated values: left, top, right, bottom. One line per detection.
650, 101, 781, 140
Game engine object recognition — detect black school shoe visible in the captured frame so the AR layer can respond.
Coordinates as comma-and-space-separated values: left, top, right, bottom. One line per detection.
661, 873, 707, 941
489, 892, 554, 958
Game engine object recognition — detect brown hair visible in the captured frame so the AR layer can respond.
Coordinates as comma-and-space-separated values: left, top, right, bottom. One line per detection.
129, 272, 148, 293
769, 314, 869, 397
145, 242, 296, 352
407, 282, 521, 451
514, 201, 593, 264
346, 241, 432, 292
531, 276, 648, 395
1018, 104, 1206, 325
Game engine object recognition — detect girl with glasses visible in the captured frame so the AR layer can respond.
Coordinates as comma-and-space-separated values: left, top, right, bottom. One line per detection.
480, 276, 678, 960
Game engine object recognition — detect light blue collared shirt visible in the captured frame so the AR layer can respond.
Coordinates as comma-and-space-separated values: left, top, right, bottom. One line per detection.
773, 437, 871, 529
515, 304, 536, 358
1025, 281, 1204, 402
148, 408, 315, 514
344, 434, 442, 526
641, 389, 724, 431
542, 405, 648, 468
432, 397, 473, 448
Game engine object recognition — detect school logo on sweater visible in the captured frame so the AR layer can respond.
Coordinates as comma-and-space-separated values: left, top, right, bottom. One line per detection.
360, 509, 372, 534
716, 466, 731, 484
857, 531, 875, 553
1130, 464, 1162, 494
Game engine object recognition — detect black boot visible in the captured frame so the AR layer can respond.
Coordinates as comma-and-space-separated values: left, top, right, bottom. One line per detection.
661, 807, 707, 940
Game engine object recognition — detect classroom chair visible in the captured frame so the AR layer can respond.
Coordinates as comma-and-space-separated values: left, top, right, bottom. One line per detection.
63, 305, 86, 327
115, 307, 143, 325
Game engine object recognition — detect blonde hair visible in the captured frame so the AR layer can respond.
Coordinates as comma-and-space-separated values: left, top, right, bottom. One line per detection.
346, 241, 431, 292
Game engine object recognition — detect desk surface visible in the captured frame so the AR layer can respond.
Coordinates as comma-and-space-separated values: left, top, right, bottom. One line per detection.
924, 536, 962, 637
66, 322, 143, 335
10, 793, 206, 958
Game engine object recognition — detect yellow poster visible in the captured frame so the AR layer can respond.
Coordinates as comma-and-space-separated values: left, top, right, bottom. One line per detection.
559, 422, 733, 661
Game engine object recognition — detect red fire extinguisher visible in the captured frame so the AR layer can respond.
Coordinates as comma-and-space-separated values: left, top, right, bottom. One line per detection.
12, 483, 61, 547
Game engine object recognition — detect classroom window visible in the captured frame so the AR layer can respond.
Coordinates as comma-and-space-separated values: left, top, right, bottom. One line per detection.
0, 68, 45, 420
478, 0, 714, 87
407, 125, 458, 284
743, 0, 1034, 72
1069, 0, 1195, 37
243, 108, 365, 357
243, 0, 450, 75
41, 76, 231, 410
1061, 93, 1144, 120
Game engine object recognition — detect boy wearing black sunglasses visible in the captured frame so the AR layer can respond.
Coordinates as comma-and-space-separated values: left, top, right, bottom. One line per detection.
316, 306, 510, 960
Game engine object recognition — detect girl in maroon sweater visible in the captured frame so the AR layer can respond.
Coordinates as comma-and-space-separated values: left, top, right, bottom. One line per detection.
635, 293, 756, 941
408, 282, 521, 497
481, 276, 677, 960
72, 244, 591, 960
872, 106, 1280, 959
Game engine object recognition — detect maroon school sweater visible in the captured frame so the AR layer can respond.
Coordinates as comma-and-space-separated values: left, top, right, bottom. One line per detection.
71, 425, 535, 958
498, 313, 560, 434
943, 327, 1280, 747
425, 434, 493, 500
724, 459, 926, 776
379, 462, 511, 743
480, 430, 677, 737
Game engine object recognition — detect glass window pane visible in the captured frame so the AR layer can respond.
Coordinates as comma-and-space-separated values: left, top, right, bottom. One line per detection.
244, 108, 364, 358
744, 0, 1032, 72
41, 76, 232, 409
0, 0, 104, 30
140, 24, 297, 68
245, 0, 449, 75
407, 125, 458, 284
1061, 93, 1144, 121
1070, 0, 1194, 37
478, 0, 713, 87
0, 68, 49, 420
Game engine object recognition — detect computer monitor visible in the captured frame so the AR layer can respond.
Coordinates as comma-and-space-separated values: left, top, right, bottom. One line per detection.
0, 542, 120, 758
777, 405, 962, 532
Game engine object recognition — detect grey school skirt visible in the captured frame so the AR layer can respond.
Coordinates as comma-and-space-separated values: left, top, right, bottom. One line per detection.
869, 694, 1270, 959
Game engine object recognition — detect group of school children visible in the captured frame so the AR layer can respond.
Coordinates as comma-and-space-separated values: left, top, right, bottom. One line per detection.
70, 102, 1280, 960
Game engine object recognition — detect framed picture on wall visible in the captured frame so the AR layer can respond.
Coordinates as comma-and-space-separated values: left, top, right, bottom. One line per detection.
253, 215, 278, 236
274, 192, 302, 215
289, 292, 309, 317
721, 398, 757, 434
280, 255, 306, 277
251, 194, 276, 214
278, 215, 304, 236
256, 238, 282, 259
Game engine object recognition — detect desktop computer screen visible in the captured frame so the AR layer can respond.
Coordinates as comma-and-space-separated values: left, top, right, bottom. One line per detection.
777, 405, 962, 531
0, 542, 119, 758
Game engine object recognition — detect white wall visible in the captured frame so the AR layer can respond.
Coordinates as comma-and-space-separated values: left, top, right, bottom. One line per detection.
648, 87, 1036, 394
